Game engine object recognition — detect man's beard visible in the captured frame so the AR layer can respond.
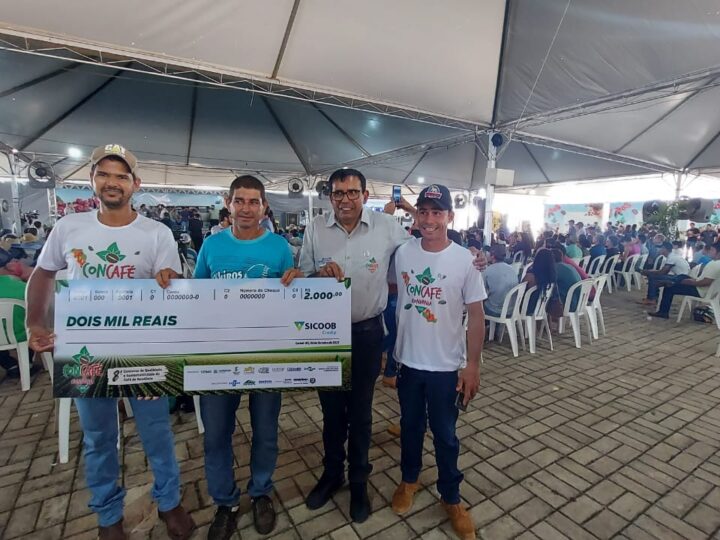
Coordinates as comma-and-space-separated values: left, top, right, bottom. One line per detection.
100, 192, 127, 209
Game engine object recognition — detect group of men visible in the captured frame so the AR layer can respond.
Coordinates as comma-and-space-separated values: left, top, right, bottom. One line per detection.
27, 144, 485, 540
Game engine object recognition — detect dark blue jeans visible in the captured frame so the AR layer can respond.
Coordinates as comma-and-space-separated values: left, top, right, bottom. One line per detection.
397, 365, 462, 504
657, 283, 700, 315
647, 274, 689, 300
383, 294, 398, 378
200, 392, 281, 505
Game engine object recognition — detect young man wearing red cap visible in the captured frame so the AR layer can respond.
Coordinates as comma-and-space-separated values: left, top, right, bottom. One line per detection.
26, 144, 194, 540
390, 184, 486, 540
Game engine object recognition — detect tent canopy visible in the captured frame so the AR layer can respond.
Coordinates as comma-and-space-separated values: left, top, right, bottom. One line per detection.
1, 0, 719, 191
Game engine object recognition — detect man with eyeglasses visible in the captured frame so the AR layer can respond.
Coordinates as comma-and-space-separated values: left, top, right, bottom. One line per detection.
298, 168, 417, 521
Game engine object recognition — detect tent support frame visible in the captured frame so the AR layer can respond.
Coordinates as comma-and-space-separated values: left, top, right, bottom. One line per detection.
0, 32, 482, 132
18, 65, 127, 151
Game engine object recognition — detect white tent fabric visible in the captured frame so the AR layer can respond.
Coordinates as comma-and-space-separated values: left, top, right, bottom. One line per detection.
0, 0, 719, 191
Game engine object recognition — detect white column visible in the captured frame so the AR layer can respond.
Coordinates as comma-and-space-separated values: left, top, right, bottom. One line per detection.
307, 178, 314, 222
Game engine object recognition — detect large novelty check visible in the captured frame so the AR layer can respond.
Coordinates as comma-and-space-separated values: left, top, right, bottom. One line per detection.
53, 278, 351, 397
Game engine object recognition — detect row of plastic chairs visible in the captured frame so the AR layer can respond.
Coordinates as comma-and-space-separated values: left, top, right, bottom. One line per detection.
485, 274, 607, 357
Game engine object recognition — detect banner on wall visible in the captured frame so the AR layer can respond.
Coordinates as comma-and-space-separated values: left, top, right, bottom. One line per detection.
544, 203, 603, 229
711, 200, 720, 225
56, 188, 224, 209
608, 202, 644, 225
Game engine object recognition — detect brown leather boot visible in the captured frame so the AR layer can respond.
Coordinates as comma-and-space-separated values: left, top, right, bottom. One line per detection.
158, 504, 196, 540
391, 481, 420, 514
442, 502, 476, 540
98, 520, 127, 540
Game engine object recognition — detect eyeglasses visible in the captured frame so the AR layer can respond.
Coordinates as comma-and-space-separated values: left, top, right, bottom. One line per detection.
331, 189, 362, 201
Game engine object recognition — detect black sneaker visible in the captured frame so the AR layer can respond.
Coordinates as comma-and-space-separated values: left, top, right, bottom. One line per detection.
306, 473, 345, 510
251, 495, 276, 535
349, 482, 371, 523
207, 505, 239, 540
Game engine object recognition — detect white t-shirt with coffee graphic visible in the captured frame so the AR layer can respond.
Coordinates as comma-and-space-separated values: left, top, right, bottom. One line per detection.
37, 211, 181, 279
394, 237, 486, 372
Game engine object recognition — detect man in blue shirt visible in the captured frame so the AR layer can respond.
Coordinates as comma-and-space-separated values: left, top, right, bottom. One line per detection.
194, 175, 302, 539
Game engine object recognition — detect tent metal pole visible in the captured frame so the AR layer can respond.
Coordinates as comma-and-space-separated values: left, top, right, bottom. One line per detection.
613, 83, 713, 154
271, 0, 301, 79
18, 65, 128, 151
9, 154, 22, 235
312, 104, 371, 157
0, 63, 80, 99
307, 177, 314, 222
674, 173, 683, 201
483, 133, 496, 247
186, 82, 199, 166
521, 143, 550, 183
500, 68, 720, 130
684, 126, 720, 170
261, 96, 312, 175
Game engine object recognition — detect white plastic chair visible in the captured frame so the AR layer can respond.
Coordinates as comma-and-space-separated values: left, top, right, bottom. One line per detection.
519, 284, 554, 354
586, 255, 606, 277
558, 279, 595, 348
653, 255, 667, 271
632, 254, 648, 289
676, 278, 720, 330
578, 255, 591, 271
602, 254, 620, 293
520, 262, 533, 282
485, 282, 527, 357
587, 275, 608, 338
180, 253, 195, 279
689, 264, 704, 279
614, 253, 642, 292
512, 251, 525, 264
0, 299, 31, 391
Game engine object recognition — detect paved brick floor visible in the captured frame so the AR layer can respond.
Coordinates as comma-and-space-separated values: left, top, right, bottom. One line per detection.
1, 288, 720, 539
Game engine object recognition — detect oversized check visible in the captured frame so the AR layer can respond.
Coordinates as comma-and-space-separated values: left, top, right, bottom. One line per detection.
53, 278, 351, 397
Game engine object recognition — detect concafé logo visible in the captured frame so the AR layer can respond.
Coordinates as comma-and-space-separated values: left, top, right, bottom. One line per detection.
62, 346, 103, 394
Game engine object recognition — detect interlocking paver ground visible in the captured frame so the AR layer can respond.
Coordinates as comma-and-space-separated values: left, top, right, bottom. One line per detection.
1, 288, 720, 539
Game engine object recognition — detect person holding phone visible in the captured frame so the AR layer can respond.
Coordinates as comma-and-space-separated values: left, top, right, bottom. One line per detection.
390, 184, 486, 540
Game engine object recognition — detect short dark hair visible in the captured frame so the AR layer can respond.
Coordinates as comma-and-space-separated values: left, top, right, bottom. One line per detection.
328, 168, 367, 193
489, 244, 506, 261
219, 208, 231, 221
228, 175, 266, 202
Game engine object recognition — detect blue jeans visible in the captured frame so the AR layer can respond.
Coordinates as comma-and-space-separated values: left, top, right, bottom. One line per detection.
397, 365, 462, 504
74, 397, 180, 527
657, 283, 700, 316
200, 393, 281, 505
383, 294, 398, 378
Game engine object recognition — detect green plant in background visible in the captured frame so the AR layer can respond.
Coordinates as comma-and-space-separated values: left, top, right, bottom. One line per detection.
646, 201, 680, 240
